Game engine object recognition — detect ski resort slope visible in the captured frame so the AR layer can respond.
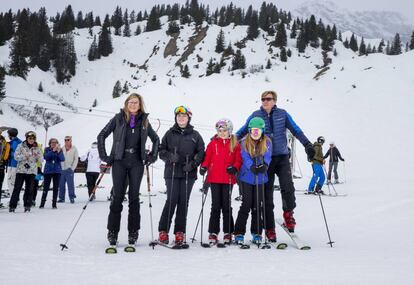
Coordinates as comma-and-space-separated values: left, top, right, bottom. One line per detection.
1, 27, 414, 285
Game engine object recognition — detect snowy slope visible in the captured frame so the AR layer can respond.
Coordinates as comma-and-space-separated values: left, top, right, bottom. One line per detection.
1, 13, 414, 285
294, 1, 414, 41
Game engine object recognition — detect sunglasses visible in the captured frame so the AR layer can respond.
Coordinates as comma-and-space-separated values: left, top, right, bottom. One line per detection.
27, 136, 36, 140
261, 97, 274, 102
65, 139, 71, 141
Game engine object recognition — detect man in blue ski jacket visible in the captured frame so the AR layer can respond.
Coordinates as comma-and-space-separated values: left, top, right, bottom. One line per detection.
236, 90, 315, 236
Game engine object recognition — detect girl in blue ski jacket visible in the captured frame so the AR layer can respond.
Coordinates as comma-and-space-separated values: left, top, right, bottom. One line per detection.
234, 117, 272, 245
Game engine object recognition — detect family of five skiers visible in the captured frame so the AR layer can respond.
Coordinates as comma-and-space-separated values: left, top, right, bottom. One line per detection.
1, 90, 345, 248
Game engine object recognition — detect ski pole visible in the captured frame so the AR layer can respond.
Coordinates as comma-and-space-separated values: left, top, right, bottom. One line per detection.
184, 155, 190, 245
323, 165, 337, 196
316, 190, 334, 247
190, 173, 207, 243
228, 176, 232, 245
166, 147, 177, 235
146, 164, 155, 249
254, 158, 261, 248
60, 166, 110, 251
259, 162, 269, 248
343, 161, 347, 183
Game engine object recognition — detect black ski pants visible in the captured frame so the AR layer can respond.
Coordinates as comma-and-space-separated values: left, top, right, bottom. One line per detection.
107, 159, 144, 233
265, 154, 296, 229
208, 183, 234, 234
234, 182, 265, 235
9, 173, 35, 208
41, 173, 61, 205
86, 172, 99, 196
158, 177, 195, 234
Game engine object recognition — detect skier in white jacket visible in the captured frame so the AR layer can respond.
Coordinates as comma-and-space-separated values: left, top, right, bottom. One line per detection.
80, 142, 102, 200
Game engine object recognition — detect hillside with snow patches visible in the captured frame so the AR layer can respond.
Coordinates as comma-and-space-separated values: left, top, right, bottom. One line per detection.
1, 8, 414, 285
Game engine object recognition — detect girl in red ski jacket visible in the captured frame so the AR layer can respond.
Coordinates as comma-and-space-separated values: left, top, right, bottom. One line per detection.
199, 119, 242, 245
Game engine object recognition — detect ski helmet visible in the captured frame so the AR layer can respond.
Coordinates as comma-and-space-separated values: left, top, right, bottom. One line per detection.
248, 117, 265, 131
174, 105, 192, 118
215, 118, 233, 134
7, 128, 18, 138
25, 131, 37, 139
317, 136, 325, 144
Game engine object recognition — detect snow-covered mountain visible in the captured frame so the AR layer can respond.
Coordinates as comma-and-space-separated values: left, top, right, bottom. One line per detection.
294, 1, 413, 41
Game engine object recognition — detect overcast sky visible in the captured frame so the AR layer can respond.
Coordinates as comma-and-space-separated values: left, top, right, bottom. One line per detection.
5, 0, 414, 24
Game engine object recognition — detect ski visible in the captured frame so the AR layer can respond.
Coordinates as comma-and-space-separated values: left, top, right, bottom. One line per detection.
201, 242, 227, 248
239, 243, 250, 249
105, 245, 118, 254
149, 240, 189, 249
275, 219, 311, 250
124, 245, 136, 252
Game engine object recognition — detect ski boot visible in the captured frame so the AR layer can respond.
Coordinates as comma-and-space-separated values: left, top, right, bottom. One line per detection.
265, 228, 277, 243
70, 198, 75, 204
125, 231, 138, 252
326, 180, 331, 185
283, 211, 296, 233
52, 201, 57, 209
234, 234, 244, 245
173, 232, 188, 249
252, 234, 262, 245
105, 231, 118, 254
24, 206, 31, 212
9, 207, 15, 213
158, 231, 169, 244
32, 200, 36, 207
208, 233, 218, 245
39, 200, 45, 209
334, 180, 339, 184
223, 233, 232, 245
314, 184, 325, 195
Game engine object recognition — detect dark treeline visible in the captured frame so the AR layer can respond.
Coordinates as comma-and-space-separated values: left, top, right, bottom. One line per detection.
0, 0, 411, 83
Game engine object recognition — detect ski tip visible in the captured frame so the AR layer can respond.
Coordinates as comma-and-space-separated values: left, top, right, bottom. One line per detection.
105, 247, 117, 254
201, 243, 211, 248
124, 246, 136, 253
300, 246, 311, 250
276, 243, 288, 250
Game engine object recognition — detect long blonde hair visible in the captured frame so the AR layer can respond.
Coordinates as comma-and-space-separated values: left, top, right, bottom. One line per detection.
244, 134, 270, 157
123, 93, 147, 126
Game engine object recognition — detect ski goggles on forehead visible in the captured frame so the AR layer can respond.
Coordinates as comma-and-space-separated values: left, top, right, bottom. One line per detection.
174, 106, 189, 114
26, 132, 36, 138
215, 120, 228, 130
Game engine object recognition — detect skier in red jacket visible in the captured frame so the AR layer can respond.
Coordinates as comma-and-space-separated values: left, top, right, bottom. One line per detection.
200, 119, 242, 245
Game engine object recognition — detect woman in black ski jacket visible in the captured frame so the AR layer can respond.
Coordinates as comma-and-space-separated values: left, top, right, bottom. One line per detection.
97, 93, 159, 247
157, 106, 205, 246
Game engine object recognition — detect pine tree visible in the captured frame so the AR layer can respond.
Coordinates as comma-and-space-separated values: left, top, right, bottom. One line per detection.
307, 15, 319, 48
112, 80, 121, 98
123, 10, 131, 37
181, 64, 191, 78
290, 21, 297, 39
246, 11, 259, 40
9, 35, 29, 79
215, 29, 225, 53
359, 38, 366, 55
38, 44, 51, 71
38, 81, 43, 92
166, 21, 180, 35
223, 42, 234, 56
410, 31, 414, 50
378, 39, 385, 53
343, 38, 349, 49
206, 58, 214, 76
0, 66, 5, 101
266, 59, 272, 69
76, 11, 84, 28
98, 19, 113, 56
280, 47, 287, 62
385, 41, 391, 55
122, 81, 129, 93
88, 35, 100, 61
390, 33, 402, 55
232, 49, 246, 70
135, 25, 142, 36
296, 29, 307, 53
58, 5, 76, 34
349, 34, 358, 52
112, 6, 123, 35
54, 33, 77, 83
338, 31, 342, 41
333, 48, 338, 56
146, 7, 161, 32
274, 23, 287, 47
92, 98, 98, 107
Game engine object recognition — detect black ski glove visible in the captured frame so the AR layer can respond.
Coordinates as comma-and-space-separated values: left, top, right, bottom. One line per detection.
226, 166, 238, 175
102, 155, 113, 166
183, 161, 196, 173
199, 167, 207, 176
145, 152, 157, 166
305, 143, 315, 162
169, 152, 180, 164
250, 164, 268, 175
